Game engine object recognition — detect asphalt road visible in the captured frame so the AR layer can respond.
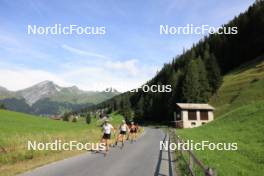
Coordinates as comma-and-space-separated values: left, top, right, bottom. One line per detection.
19, 127, 175, 176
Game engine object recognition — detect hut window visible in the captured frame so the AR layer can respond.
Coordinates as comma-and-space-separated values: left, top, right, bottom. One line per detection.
188, 110, 197, 120
200, 110, 209, 120
191, 122, 196, 126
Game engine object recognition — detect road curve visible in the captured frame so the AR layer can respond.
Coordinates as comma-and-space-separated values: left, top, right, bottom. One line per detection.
19, 127, 174, 176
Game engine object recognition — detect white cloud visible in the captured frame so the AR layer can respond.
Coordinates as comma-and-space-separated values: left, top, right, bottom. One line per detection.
59, 63, 150, 92
61, 44, 143, 77
61, 44, 107, 59
0, 62, 155, 92
105, 59, 139, 76
0, 41, 157, 92
0, 68, 67, 91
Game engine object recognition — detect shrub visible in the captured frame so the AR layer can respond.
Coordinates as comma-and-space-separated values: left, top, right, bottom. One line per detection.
86, 113, 92, 124
62, 112, 70, 121
72, 117, 77, 123
0, 103, 6, 110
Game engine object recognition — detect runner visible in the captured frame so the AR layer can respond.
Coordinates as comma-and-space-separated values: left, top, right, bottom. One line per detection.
129, 122, 137, 143
135, 123, 140, 138
100, 120, 115, 156
115, 120, 129, 148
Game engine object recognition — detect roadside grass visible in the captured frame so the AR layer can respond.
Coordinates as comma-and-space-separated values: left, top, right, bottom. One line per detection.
175, 59, 264, 176
0, 110, 123, 176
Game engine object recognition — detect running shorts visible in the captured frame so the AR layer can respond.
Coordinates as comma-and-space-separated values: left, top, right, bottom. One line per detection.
103, 133, 111, 139
120, 131, 126, 135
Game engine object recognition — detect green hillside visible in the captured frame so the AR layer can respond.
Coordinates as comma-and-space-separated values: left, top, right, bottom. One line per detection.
210, 57, 264, 117
176, 59, 264, 175
0, 110, 123, 176
50, 89, 119, 105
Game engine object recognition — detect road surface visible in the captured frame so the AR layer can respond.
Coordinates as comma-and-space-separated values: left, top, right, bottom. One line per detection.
19, 127, 175, 176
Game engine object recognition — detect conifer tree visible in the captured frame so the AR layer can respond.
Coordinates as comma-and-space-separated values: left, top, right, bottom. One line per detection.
196, 57, 211, 102
181, 60, 200, 103
205, 53, 222, 93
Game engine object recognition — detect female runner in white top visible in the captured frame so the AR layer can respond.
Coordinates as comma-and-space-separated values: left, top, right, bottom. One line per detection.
115, 120, 129, 148
101, 120, 115, 155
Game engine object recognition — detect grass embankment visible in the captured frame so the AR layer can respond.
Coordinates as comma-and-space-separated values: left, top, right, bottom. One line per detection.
210, 58, 264, 117
176, 58, 264, 176
0, 111, 123, 176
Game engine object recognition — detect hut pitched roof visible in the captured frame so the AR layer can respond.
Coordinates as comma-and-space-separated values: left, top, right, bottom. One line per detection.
176, 103, 215, 110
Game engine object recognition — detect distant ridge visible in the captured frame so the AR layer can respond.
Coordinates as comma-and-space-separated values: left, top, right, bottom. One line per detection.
0, 81, 120, 115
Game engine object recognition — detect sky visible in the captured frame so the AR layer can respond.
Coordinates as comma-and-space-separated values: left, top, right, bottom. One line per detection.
0, 0, 254, 92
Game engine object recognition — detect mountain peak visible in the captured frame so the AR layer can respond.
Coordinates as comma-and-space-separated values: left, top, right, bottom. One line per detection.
69, 85, 79, 90
64, 85, 81, 93
0, 86, 13, 97
18, 80, 60, 105
0, 86, 8, 91
35, 80, 55, 87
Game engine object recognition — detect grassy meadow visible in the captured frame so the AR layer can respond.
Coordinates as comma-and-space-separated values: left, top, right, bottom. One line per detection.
0, 110, 123, 176
210, 58, 264, 117
176, 59, 264, 176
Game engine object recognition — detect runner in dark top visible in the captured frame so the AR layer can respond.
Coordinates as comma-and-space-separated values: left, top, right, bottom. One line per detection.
129, 122, 137, 143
